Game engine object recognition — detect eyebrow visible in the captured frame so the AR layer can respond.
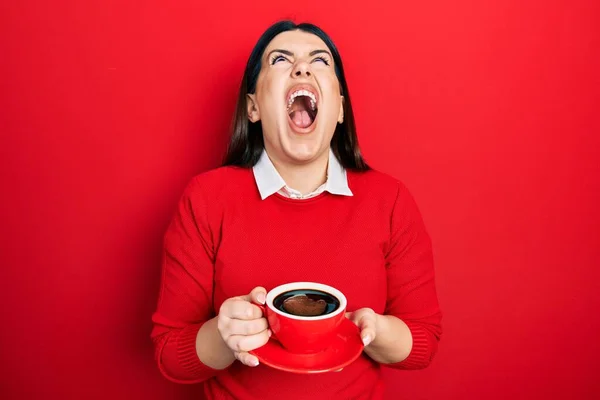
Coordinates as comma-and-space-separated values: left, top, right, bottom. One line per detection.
309, 49, 332, 57
266, 49, 333, 59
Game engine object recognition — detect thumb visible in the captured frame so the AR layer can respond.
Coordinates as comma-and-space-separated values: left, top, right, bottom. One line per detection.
244, 286, 267, 305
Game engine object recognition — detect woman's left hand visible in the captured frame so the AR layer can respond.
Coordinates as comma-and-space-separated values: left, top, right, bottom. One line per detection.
333, 308, 379, 372
340, 309, 413, 370
345, 308, 378, 347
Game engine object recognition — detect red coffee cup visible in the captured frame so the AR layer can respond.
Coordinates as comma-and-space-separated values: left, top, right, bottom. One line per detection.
254, 282, 347, 354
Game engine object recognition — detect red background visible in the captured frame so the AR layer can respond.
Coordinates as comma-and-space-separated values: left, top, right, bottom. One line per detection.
1, 1, 599, 399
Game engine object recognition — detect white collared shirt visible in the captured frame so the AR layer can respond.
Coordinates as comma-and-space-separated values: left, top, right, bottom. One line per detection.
252, 149, 353, 200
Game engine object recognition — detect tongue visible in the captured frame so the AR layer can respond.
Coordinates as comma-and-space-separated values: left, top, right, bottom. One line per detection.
291, 110, 312, 129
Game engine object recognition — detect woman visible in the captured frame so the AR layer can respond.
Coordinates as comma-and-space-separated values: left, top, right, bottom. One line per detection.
151, 20, 442, 399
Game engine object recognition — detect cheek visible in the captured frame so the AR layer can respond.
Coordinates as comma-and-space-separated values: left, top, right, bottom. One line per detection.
257, 71, 286, 108
318, 75, 342, 107
324, 88, 342, 114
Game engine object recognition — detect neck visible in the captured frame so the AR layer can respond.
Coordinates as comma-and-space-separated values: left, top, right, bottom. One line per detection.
269, 150, 329, 194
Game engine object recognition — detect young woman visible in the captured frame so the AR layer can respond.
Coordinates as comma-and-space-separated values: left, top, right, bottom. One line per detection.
151, 20, 442, 399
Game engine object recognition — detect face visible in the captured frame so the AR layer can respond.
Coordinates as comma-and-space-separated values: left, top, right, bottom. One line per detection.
247, 30, 344, 165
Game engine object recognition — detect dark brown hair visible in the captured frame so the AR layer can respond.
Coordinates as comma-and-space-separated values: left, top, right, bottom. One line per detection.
222, 20, 369, 171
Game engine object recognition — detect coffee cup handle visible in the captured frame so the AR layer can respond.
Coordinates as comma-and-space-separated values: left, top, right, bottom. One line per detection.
252, 300, 279, 342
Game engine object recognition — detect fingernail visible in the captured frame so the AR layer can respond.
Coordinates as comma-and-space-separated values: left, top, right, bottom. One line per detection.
268, 329, 272, 337
362, 335, 371, 346
257, 293, 266, 304
251, 359, 259, 367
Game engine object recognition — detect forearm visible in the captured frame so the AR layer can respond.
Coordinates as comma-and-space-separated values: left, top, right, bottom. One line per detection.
196, 316, 236, 369
364, 315, 413, 364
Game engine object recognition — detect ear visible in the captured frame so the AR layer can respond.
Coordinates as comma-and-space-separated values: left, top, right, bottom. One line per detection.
337, 95, 345, 124
247, 93, 260, 123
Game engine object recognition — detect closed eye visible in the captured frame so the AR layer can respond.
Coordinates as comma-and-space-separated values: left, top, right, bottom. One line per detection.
270, 55, 289, 65
313, 56, 330, 66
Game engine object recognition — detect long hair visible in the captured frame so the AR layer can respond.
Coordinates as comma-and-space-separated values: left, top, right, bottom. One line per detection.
223, 20, 369, 171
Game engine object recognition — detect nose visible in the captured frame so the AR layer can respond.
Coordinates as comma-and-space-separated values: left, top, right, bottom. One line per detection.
292, 61, 311, 78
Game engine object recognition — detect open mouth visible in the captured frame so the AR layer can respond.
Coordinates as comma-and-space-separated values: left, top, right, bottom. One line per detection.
286, 89, 318, 130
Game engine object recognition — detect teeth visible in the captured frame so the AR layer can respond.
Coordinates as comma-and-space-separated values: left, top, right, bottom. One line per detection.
286, 89, 318, 112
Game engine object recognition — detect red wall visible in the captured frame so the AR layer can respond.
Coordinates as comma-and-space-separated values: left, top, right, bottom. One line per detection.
1, 1, 599, 399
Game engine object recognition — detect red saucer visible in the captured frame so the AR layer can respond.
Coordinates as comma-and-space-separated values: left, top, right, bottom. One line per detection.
249, 318, 364, 374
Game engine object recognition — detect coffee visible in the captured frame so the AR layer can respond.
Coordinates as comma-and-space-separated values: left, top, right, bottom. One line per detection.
273, 289, 340, 317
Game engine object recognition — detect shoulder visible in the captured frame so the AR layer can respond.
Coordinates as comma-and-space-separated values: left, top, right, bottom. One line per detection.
192, 165, 252, 186
348, 168, 406, 198
181, 165, 255, 202
348, 168, 423, 216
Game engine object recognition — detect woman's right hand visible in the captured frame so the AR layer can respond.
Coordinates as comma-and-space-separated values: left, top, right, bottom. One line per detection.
217, 286, 270, 367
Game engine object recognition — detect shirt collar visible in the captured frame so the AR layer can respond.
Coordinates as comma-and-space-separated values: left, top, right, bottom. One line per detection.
252, 148, 353, 200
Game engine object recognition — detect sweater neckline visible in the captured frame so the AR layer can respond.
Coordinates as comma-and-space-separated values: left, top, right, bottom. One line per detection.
271, 191, 331, 204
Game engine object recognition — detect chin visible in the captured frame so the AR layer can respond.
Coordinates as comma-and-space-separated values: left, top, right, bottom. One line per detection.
280, 135, 328, 163
282, 144, 321, 163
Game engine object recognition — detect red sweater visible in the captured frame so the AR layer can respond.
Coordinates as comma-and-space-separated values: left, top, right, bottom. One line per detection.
151, 166, 442, 399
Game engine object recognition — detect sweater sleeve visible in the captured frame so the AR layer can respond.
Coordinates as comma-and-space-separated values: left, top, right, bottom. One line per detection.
383, 182, 443, 370
150, 177, 223, 383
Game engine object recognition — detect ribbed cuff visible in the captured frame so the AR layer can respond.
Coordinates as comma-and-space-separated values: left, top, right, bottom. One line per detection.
390, 322, 434, 370
158, 323, 220, 383
177, 324, 208, 376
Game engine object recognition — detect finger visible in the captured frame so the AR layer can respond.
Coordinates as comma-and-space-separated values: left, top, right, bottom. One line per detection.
227, 317, 268, 336
357, 315, 377, 346
234, 351, 260, 367
249, 286, 267, 305
238, 286, 267, 304
227, 329, 271, 353
228, 330, 270, 353
357, 312, 376, 330
345, 311, 360, 325
223, 299, 263, 320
